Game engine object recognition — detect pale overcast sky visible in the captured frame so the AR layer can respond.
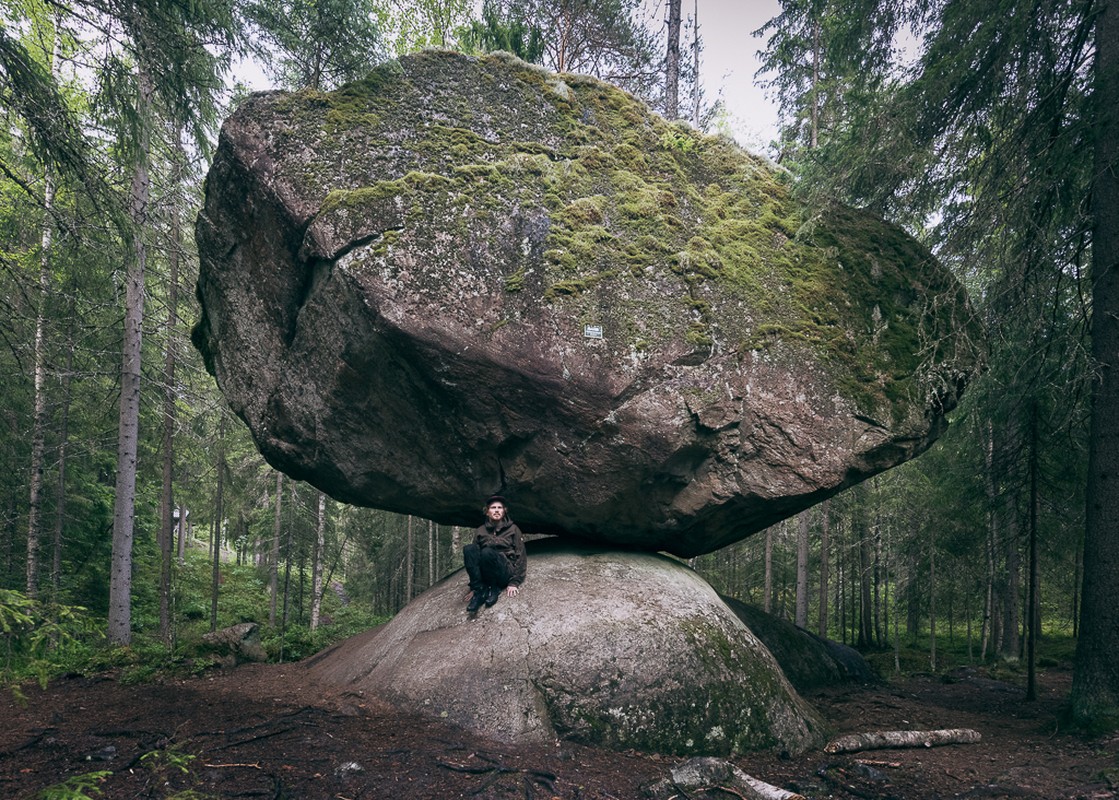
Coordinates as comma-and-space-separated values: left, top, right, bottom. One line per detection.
691, 0, 782, 151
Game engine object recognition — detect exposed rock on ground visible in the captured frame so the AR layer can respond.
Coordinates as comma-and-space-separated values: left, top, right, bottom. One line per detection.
306, 540, 826, 755
194, 49, 979, 556
200, 621, 268, 667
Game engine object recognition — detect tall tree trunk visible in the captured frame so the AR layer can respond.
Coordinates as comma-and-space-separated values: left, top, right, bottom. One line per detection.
858, 516, 873, 648
818, 500, 830, 637
158, 121, 184, 645
778, 520, 790, 618
280, 482, 294, 661
881, 526, 891, 651
26, 156, 53, 599
270, 472, 282, 626
691, 0, 701, 127
967, 586, 974, 663
297, 523, 306, 622
810, 18, 820, 149
405, 514, 414, 601
850, 533, 860, 644
428, 519, 435, 587
5, 492, 13, 582
892, 535, 901, 672
108, 68, 153, 645
664, 0, 681, 119
795, 510, 809, 628
209, 416, 226, 633
52, 313, 74, 597
981, 507, 995, 660
763, 525, 774, 613
929, 529, 937, 671
1026, 400, 1040, 701
1072, 529, 1082, 638
310, 492, 325, 631
983, 419, 1001, 656
873, 512, 883, 647
1072, 0, 1119, 723
837, 524, 846, 644
27, 160, 54, 600
28, 19, 63, 600
1000, 504, 1021, 660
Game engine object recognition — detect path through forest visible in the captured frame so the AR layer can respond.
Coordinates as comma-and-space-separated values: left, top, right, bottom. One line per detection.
1, 661, 1115, 799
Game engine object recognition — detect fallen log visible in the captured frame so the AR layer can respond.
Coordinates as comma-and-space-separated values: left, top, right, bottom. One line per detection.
824, 728, 982, 754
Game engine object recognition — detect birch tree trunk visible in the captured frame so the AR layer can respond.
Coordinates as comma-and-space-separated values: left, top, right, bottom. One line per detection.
763, 525, 774, 614
428, 519, 435, 587
310, 492, 325, 631
27, 159, 53, 599
826, 729, 981, 754
27, 17, 63, 600
270, 472, 282, 626
405, 514, 414, 601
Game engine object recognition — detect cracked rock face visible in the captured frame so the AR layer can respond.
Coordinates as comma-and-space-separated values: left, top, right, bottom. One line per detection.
194, 50, 979, 557
307, 540, 825, 754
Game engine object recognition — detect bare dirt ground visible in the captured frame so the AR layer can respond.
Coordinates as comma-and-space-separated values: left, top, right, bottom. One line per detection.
1, 659, 1116, 799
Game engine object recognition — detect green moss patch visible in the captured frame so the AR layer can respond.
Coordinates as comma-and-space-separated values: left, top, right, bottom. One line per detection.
252, 49, 978, 421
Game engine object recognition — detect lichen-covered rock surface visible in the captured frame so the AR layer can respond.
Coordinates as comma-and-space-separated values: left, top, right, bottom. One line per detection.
306, 540, 825, 755
194, 49, 979, 556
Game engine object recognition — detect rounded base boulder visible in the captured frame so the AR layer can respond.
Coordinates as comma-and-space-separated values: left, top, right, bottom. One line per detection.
308, 540, 825, 755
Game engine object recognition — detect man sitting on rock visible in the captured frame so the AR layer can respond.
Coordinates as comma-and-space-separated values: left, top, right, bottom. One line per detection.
464, 495, 526, 613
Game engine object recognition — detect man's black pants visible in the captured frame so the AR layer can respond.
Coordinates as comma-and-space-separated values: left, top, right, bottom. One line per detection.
463, 544, 512, 591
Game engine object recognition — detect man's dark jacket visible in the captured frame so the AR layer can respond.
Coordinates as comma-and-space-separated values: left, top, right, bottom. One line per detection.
472, 517, 527, 586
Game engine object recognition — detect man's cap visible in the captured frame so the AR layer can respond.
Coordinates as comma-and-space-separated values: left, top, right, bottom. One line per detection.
484, 494, 507, 506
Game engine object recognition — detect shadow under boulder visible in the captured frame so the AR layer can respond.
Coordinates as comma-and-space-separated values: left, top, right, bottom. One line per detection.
307, 539, 825, 756
720, 596, 876, 693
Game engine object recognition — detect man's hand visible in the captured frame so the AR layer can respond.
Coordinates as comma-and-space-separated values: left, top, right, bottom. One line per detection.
506, 585, 519, 597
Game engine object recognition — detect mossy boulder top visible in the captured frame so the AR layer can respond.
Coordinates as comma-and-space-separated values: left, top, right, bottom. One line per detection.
194, 50, 979, 557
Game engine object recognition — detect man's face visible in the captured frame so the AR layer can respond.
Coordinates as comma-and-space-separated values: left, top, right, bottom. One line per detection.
486, 502, 505, 522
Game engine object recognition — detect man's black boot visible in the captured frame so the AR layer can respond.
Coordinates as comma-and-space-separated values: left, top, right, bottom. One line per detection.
467, 588, 485, 613
484, 585, 502, 607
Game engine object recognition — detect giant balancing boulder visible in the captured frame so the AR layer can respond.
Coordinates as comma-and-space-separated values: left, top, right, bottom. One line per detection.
194, 50, 979, 557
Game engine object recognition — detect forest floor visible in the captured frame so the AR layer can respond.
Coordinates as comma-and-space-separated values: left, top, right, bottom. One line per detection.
1, 656, 1116, 800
